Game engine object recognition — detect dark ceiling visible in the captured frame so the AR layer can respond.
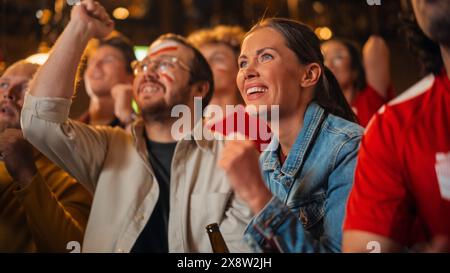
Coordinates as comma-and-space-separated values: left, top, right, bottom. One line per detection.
1, 0, 420, 99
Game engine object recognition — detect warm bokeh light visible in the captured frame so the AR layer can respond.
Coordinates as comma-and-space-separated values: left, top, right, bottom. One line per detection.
315, 27, 333, 40
35, 10, 43, 19
113, 7, 130, 20
37, 9, 52, 25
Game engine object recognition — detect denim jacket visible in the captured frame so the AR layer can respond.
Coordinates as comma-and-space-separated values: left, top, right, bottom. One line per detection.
244, 102, 363, 253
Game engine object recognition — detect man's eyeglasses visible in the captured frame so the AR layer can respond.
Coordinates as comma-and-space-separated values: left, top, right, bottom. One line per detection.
131, 56, 191, 76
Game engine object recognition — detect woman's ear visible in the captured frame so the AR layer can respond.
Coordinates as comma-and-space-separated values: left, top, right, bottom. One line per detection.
299, 63, 322, 88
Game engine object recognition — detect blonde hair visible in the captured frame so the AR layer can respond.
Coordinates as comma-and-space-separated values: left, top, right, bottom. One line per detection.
187, 25, 245, 55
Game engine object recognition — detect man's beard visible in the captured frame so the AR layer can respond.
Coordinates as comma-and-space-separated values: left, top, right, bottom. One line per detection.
140, 99, 173, 121
140, 87, 191, 122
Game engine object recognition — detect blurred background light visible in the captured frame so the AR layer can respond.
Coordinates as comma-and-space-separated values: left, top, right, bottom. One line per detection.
134, 45, 148, 61
113, 7, 129, 20
315, 26, 333, 40
312, 1, 325, 14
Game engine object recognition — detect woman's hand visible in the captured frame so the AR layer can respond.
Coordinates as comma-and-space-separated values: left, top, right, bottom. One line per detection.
218, 137, 272, 214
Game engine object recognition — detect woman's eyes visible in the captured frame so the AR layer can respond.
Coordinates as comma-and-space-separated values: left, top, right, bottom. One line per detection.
238, 60, 248, 69
259, 53, 273, 62
238, 53, 274, 69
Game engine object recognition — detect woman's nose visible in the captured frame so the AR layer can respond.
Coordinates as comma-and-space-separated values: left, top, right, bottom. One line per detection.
243, 62, 259, 80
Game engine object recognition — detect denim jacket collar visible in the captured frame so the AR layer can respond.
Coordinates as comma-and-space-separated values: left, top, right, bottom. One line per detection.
262, 102, 326, 178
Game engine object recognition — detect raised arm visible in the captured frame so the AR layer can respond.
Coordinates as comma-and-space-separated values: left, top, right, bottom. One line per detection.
363, 35, 390, 98
21, 1, 116, 191
29, 0, 114, 99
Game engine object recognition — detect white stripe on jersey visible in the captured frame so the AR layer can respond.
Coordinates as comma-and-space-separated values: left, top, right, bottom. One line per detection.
368, 74, 436, 128
388, 74, 435, 106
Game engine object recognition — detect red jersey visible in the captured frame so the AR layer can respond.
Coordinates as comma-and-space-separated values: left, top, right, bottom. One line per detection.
344, 70, 450, 247
352, 85, 393, 127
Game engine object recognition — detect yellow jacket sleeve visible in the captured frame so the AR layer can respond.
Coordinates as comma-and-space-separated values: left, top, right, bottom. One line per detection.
13, 156, 92, 252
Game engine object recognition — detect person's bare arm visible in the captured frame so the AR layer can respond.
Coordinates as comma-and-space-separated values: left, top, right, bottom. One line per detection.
29, 0, 113, 99
21, 0, 115, 191
363, 35, 390, 98
343, 230, 402, 253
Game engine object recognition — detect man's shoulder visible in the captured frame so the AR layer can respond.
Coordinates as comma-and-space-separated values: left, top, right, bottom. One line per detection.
388, 74, 435, 109
366, 74, 436, 133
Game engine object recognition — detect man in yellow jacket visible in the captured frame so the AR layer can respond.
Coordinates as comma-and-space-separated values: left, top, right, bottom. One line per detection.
0, 60, 92, 252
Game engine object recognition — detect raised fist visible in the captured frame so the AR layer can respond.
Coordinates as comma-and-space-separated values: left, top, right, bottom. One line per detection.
70, 0, 114, 39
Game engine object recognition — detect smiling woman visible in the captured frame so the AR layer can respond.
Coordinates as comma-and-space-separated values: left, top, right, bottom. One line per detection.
237, 19, 356, 123
218, 18, 364, 253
